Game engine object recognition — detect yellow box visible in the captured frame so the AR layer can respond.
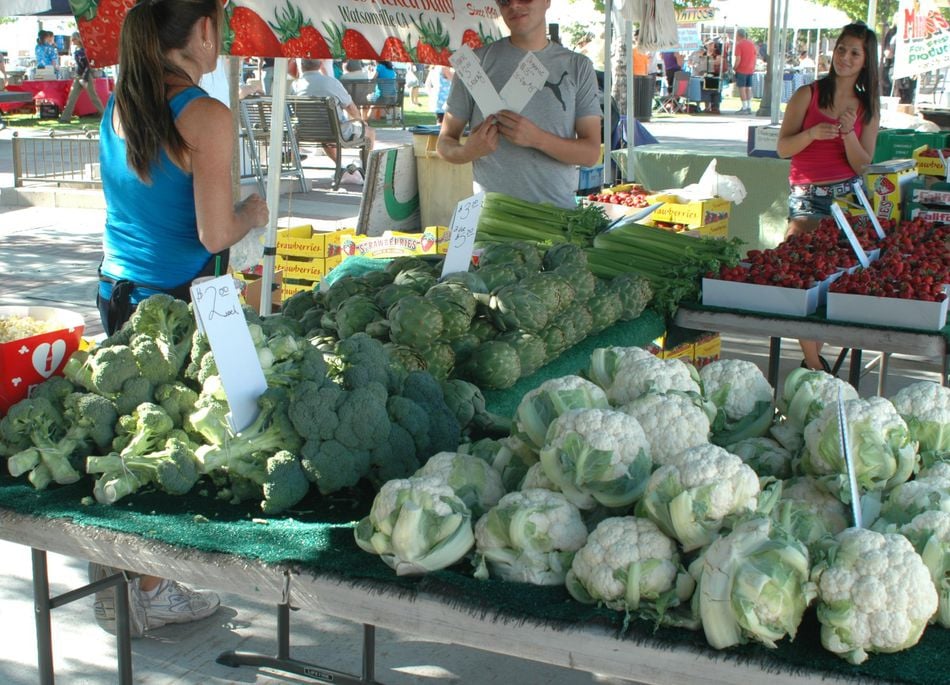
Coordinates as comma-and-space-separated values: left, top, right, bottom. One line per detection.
659, 341, 695, 362
341, 226, 450, 259
647, 195, 731, 228
275, 255, 328, 282
693, 332, 722, 369
865, 158, 918, 220
272, 225, 355, 259
280, 281, 316, 301
913, 145, 950, 177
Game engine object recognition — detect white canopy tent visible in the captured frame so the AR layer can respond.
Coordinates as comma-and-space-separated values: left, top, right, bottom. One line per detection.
709, 0, 851, 30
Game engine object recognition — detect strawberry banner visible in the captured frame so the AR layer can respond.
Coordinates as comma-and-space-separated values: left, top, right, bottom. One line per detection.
71, 0, 507, 68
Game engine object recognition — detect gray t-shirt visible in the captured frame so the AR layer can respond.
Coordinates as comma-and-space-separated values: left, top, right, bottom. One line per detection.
445, 39, 601, 208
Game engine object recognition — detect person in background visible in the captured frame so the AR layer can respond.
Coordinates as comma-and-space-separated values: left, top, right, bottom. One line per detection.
363, 59, 397, 120
259, 57, 274, 94
733, 28, 757, 114
0, 52, 6, 130
340, 59, 369, 80
632, 31, 651, 76
660, 50, 684, 89
437, 0, 601, 209
35, 30, 59, 75
699, 40, 723, 114
776, 22, 880, 373
92, 0, 270, 638
292, 58, 375, 169
59, 32, 105, 123
798, 50, 816, 71
425, 65, 453, 123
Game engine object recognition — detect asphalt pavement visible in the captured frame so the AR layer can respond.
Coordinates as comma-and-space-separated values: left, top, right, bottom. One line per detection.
0, 113, 944, 685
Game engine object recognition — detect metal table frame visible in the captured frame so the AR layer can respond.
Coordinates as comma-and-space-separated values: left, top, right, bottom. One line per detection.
0, 507, 884, 685
674, 306, 949, 393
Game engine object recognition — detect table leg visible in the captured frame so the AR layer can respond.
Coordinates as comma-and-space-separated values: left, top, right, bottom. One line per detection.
31, 549, 55, 685
848, 348, 863, 390
877, 353, 890, 396
767, 337, 781, 392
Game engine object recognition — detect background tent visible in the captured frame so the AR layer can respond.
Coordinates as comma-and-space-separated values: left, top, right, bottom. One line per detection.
67, 0, 507, 315
708, 0, 850, 30
0, 0, 73, 16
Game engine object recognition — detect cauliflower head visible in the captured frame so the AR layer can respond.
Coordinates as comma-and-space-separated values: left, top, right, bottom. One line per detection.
473, 488, 588, 585
879, 467, 950, 526
700, 359, 773, 422
566, 516, 684, 611
725, 436, 794, 479
901, 509, 950, 629
512, 374, 609, 452
594, 353, 701, 406
640, 443, 760, 552
780, 368, 859, 433
892, 381, 950, 461
539, 408, 653, 509
815, 527, 937, 664
414, 451, 506, 519
772, 476, 849, 558
354, 476, 474, 576
802, 396, 919, 500
620, 391, 710, 466
587, 345, 655, 393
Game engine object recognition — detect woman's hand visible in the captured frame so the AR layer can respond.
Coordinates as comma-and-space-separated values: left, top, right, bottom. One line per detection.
237, 194, 269, 229
837, 108, 857, 136
809, 122, 840, 141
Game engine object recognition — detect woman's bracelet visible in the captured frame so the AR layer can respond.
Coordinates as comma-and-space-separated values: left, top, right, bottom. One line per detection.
839, 128, 854, 136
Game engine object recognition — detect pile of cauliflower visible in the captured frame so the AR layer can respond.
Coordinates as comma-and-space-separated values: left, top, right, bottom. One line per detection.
356, 346, 950, 665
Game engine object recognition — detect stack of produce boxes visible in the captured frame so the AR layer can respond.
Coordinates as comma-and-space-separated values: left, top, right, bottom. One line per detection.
275, 226, 355, 300
645, 193, 730, 237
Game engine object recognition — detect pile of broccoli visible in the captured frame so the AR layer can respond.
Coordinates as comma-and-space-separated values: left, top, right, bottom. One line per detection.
2, 293, 470, 515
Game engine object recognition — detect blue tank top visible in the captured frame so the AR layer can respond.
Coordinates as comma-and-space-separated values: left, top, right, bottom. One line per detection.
99, 86, 213, 302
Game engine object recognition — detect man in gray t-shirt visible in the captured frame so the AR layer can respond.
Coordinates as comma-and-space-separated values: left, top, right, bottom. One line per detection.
438, 0, 602, 209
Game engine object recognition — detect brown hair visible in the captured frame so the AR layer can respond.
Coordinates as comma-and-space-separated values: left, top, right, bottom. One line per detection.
818, 22, 880, 125
115, 0, 220, 181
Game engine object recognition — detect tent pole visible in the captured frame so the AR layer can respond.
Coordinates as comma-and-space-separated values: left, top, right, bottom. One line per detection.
603, 0, 612, 188
625, 19, 633, 183
259, 57, 289, 317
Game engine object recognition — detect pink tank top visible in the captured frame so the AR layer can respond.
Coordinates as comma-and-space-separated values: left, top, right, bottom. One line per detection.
789, 84, 864, 185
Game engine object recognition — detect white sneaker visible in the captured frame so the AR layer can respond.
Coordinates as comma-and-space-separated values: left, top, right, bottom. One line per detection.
141, 578, 220, 626
89, 562, 148, 638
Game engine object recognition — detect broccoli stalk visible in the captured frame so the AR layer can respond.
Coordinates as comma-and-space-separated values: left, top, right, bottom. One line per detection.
195, 388, 302, 475
87, 436, 199, 504
5, 397, 80, 488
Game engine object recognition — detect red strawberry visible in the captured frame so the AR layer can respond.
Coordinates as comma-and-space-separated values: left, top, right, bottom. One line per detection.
461, 29, 483, 49
416, 41, 441, 65
420, 232, 435, 251
413, 16, 450, 65
323, 22, 379, 60
271, 2, 331, 58
76, 0, 137, 67
227, 6, 282, 56
381, 36, 413, 63
875, 176, 896, 195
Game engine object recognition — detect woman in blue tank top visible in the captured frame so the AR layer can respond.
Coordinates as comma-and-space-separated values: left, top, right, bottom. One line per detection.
91, 0, 269, 637
97, 0, 268, 335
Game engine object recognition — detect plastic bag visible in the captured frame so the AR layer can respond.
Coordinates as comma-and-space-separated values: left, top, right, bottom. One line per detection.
678, 159, 747, 204
228, 226, 266, 273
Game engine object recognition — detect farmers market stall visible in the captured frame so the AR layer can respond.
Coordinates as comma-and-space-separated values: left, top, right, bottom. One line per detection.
674, 302, 950, 392
0, 78, 113, 116
0, 458, 939, 685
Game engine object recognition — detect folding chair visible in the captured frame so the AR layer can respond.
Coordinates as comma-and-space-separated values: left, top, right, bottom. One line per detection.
657, 72, 689, 114
287, 96, 371, 190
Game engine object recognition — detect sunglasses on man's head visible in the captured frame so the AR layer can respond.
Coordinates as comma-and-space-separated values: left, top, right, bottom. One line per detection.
496, 0, 535, 6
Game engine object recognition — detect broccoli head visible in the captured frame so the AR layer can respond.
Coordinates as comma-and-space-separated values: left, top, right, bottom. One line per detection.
5, 397, 78, 488
368, 424, 421, 487
288, 379, 343, 442
279, 289, 319, 320
334, 382, 391, 452
260, 450, 311, 514
154, 382, 199, 427
186, 392, 232, 446
333, 333, 405, 393
88, 345, 140, 396
386, 395, 430, 456
113, 402, 176, 458
399, 371, 461, 456
300, 438, 371, 495
63, 391, 119, 452
29, 376, 75, 412
126, 293, 196, 379
113, 376, 155, 417
130, 334, 180, 385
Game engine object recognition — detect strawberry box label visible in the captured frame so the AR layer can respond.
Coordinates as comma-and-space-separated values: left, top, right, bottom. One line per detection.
911, 188, 950, 206
341, 227, 450, 259
865, 165, 917, 221
272, 226, 355, 259
647, 196, 731, 228
914, 147, 950, 177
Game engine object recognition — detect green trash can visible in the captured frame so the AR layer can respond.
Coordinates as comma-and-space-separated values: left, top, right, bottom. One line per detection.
633, 76, 654, 122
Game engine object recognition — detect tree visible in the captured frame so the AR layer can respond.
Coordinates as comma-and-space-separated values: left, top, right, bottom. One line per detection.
584, 0, 709, 16
817, 0, 898, 35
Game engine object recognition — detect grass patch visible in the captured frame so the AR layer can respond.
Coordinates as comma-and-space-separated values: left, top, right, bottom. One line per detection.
1, 110, 103, 133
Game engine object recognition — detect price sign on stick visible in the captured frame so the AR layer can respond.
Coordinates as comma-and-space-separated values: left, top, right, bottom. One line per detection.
837, 388, 863, 528
441, 192, 484, 279
190, 275, 267, 433
450, 45, 506, 116
851, 182, 886, 240
830, 203, 871, 269
499, 51, 548, 113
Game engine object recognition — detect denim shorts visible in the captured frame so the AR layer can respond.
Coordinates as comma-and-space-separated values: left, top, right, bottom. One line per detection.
735, 72, 753, 88
788, 177, 862, 220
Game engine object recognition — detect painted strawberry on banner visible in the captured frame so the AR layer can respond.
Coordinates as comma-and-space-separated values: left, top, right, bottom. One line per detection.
70, 0, 504, 66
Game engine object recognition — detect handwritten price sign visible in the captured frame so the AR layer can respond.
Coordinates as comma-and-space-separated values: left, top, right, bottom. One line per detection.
450, 45, 506, 116
499, 51, 548, 113
441, 192, 484, 278
190, 275, 267, 433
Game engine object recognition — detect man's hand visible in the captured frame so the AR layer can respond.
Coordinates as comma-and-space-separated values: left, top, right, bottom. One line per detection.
462, 117, 499, 160
494, 110, 542, 148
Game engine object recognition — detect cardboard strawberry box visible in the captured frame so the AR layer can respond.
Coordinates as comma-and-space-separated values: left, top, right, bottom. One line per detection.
647, 195, 730, 228
826, 288, 949, 330
702, 277, 820, 316
0, 306, 85, 415
341, 226, 450, 259
272, 225, 355, 259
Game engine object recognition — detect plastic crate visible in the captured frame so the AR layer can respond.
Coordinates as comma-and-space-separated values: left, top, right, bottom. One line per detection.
577, 164, 604, 193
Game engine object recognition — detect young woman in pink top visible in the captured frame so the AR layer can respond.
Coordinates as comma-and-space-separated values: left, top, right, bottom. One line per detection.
776, 23, 880, 372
